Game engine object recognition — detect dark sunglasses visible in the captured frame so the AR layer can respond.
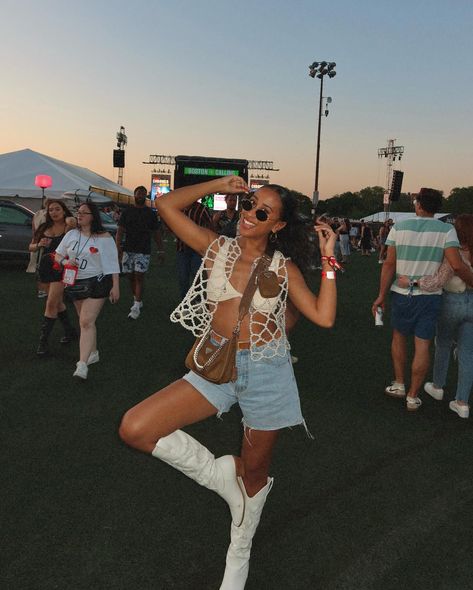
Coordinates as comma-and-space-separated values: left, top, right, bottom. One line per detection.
241, 198, 269, 222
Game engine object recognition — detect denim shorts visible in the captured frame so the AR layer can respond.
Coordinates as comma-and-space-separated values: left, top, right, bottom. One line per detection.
122, 252, 151, 273
391, 292, 442, 340
183, 348, 305, 432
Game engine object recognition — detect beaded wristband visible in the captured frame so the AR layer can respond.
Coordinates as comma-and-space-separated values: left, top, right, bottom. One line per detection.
321, 256, 344, 273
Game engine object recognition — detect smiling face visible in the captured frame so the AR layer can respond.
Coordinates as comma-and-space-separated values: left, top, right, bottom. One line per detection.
239, 187, 287, 238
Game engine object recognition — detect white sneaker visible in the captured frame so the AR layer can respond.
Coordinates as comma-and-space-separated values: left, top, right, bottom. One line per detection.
73, 361, 88, 380
385, 382, 406, 398
128, 302, 142, 320
449, 400, 469, 419
424, 382, 444, 401
87, 350, 100, 365
406, 396, 422, 411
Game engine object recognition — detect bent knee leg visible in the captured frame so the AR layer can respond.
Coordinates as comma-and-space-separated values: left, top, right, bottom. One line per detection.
119, 410, 158, 453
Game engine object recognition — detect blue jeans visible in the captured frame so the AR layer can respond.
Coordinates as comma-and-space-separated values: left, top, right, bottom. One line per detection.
432, 291, 473, 403
176, 250, 202, 299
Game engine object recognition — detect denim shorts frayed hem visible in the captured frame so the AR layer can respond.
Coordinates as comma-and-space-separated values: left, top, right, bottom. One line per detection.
182, 349, 311, 437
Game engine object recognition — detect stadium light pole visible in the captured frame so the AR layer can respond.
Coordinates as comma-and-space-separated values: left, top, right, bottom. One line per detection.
309, 61, 336, 216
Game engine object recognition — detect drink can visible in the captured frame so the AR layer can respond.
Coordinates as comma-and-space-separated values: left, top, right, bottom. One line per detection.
375, 306, 384, 326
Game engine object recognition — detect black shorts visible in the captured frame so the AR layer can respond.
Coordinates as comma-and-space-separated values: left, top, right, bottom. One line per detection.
37, 254, 62, 283
65, 274, 113, 301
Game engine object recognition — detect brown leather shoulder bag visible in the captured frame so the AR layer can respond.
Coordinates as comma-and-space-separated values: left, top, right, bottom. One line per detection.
185, 248, 276, 383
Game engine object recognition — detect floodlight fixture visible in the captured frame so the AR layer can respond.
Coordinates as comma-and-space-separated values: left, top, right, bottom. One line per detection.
308, 59, 337, 216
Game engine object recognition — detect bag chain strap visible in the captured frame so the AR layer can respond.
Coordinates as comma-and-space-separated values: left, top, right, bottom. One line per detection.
193, 248, 274, 370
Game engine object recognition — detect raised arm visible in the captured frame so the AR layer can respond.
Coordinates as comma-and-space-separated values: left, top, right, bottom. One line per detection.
286, 222, 337, 328
156, 176, 248, 256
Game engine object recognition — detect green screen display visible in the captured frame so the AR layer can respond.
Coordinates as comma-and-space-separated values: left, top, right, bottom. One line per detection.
200, 195, 214, 209
184, 167, 239, 177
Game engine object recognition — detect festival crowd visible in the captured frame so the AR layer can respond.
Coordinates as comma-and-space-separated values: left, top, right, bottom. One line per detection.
26, 180, 473, 589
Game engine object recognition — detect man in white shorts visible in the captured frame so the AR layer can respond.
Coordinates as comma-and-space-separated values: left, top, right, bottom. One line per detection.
116, 186, 164, 319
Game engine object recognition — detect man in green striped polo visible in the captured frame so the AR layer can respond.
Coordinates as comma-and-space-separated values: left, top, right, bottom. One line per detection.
372, 188, 473, 411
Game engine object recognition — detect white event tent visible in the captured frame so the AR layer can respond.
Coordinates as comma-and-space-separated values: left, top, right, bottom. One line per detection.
0, 148, 133, 210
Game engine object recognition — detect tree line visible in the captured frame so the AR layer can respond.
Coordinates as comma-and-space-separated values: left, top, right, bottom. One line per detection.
289, 186, 473, 220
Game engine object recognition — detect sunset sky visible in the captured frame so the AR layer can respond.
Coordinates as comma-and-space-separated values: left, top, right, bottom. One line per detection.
2, 0, 472, 201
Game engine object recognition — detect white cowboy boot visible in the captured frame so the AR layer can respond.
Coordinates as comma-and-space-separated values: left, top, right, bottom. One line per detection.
219, 477, 273, 590
152, 430, 245, 526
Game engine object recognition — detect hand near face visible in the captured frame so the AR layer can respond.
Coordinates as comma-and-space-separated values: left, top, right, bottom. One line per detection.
314, 221, 336, 256
218, 175, 249, 195
65, 216, 77, 229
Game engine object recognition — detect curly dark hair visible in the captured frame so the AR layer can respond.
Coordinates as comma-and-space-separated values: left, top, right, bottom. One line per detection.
264, 184, 312, 274
34, 199, 73, 241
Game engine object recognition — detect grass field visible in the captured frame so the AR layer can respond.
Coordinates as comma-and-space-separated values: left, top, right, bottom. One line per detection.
1, 245, 472, 590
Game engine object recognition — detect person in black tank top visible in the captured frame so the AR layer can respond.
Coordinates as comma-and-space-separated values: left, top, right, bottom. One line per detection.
29, 200, 77, 355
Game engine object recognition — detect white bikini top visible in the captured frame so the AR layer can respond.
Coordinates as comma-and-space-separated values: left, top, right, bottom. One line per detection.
170, 236, 290, 360
206, 238, 283, 313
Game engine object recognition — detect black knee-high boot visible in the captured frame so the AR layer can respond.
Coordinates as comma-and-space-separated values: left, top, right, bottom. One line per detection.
57, 309, 78, 344
37, 316, 56, 356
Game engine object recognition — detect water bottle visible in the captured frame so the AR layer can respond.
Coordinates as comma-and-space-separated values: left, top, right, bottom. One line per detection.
375, 306, 384, 326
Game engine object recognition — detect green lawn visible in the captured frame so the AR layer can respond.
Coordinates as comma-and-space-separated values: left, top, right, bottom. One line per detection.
1, 246, 472, 590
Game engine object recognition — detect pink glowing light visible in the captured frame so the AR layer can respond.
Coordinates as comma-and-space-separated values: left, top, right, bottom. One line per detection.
35, 174, 53, 189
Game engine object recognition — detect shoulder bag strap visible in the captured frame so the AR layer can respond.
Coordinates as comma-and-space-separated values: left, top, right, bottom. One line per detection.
233, 247, 274, 334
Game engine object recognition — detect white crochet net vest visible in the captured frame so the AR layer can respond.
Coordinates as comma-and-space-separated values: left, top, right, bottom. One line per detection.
170, 236, 290, 360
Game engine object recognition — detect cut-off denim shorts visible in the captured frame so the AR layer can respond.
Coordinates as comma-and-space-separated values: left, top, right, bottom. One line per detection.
183, 344, 307, 434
